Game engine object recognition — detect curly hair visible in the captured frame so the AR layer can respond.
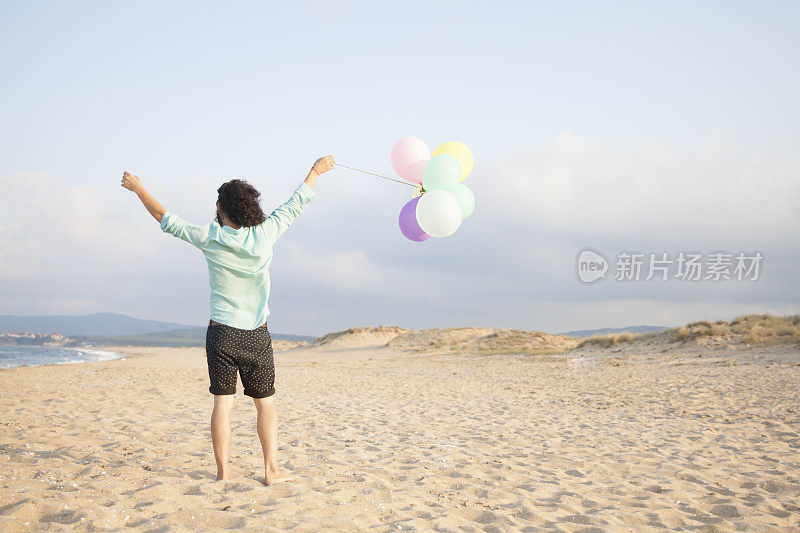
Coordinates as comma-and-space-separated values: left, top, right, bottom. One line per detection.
216, 179, 266, 227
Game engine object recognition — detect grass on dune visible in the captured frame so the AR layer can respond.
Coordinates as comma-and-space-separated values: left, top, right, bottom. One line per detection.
674, 314, 800, 344
577, 314, 800, 349
576, 331, 636, 349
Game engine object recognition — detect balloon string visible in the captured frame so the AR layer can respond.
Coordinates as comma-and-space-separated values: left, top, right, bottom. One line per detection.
335, 162, 421, 189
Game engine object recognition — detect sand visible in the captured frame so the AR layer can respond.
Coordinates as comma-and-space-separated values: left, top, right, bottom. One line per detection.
1, 337, 799, 531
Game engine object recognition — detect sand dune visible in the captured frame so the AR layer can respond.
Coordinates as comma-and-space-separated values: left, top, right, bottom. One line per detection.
386, 327, 580, 356
272, 339, 308, 351
1, 320, 799, 531
310, 326, 409, 350
308, 326, 580, 356
577, 314, 800, 350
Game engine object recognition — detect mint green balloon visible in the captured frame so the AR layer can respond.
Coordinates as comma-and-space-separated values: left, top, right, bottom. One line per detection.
444, 182, 475, 218
422, 154, 461, 192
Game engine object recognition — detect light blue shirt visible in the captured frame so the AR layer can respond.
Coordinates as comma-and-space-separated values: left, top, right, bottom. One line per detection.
160, 182, 316, 330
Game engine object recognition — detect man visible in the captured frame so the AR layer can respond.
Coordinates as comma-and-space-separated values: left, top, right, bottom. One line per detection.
121, 155, 334, 485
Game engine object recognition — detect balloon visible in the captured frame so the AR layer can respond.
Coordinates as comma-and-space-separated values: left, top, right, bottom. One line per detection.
445, 182, 475, 219
398, 197, 431, 242
412, 185, 423, 198
416, 189, 462, 238
432, 141, 473, 181
390, 137, 430, 184
422, 154, 461, 192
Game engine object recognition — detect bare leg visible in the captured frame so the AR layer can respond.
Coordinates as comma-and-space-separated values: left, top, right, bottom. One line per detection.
253, 396, 294, 485
211, 394, 234, 480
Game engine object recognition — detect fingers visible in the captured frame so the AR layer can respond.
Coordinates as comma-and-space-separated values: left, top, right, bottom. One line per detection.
120, 171, 137, 190
312, 156, 335, 174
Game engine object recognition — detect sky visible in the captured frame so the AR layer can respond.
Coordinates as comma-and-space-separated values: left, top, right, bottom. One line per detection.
1, 1, 798, 336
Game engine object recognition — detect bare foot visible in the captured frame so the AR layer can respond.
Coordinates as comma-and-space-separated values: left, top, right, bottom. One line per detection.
216, 470, 229, 481
264, 467, 295, 486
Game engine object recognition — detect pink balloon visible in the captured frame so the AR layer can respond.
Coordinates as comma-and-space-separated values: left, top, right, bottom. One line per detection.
391, 137, 430, 184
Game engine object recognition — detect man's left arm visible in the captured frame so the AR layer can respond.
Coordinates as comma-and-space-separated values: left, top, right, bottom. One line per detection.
121, 171, 167, 223
121, 170, 208, 248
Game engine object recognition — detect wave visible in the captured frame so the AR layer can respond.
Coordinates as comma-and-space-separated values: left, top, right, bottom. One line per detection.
0, 346, 124, 369
62, 347, 124, 362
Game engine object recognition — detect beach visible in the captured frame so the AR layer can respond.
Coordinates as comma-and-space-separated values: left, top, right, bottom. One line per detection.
1, 336, 799, 531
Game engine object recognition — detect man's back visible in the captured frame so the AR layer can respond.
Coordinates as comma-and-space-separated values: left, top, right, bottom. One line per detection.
160, 182, 316, 329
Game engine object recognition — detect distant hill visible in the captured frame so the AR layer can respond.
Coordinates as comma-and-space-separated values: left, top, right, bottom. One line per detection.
67, 327, 315, 348
0, 312, 197, 336
561, 325, 666, 338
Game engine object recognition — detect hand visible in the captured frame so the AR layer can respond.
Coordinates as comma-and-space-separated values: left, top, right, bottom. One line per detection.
120, 171, 142, 193
311, 155, 335, 175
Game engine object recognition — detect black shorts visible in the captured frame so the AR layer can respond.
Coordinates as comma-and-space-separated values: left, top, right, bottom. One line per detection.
205, 321, 275, 398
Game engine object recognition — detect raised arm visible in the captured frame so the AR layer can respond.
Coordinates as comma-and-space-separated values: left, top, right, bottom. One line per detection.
260, 155, 334, 243
121, 171, 167, 223
121, 170, 207, 248
303, 155, 335, 189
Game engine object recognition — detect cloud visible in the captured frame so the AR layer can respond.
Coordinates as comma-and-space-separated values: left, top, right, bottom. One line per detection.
0, 173, 154, 278
276, 244, 386, 291
485, 132, 800, 248
0, 171, 204, 317
2, 132, 798, 334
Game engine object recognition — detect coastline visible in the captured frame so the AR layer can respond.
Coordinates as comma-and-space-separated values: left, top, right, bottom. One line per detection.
0, 346, 126, 370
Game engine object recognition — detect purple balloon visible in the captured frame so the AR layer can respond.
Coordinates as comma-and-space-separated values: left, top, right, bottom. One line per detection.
398, 197, 431, 242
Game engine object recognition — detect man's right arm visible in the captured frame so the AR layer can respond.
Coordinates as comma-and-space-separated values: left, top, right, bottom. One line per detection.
259, 156, 334, 243
302, 155, 334, 189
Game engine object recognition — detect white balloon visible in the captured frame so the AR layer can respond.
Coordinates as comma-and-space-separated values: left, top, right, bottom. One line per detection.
415, 189, 463, 238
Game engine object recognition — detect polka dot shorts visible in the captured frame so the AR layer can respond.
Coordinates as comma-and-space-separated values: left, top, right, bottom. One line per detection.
205, 321, 275, 398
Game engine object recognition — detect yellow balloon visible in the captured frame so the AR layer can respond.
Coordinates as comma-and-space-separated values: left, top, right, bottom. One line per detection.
431, 141, 473, 181
412, 185, 423, 198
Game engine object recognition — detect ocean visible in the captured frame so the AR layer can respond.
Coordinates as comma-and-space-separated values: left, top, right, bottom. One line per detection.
0, 345, 122, 369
